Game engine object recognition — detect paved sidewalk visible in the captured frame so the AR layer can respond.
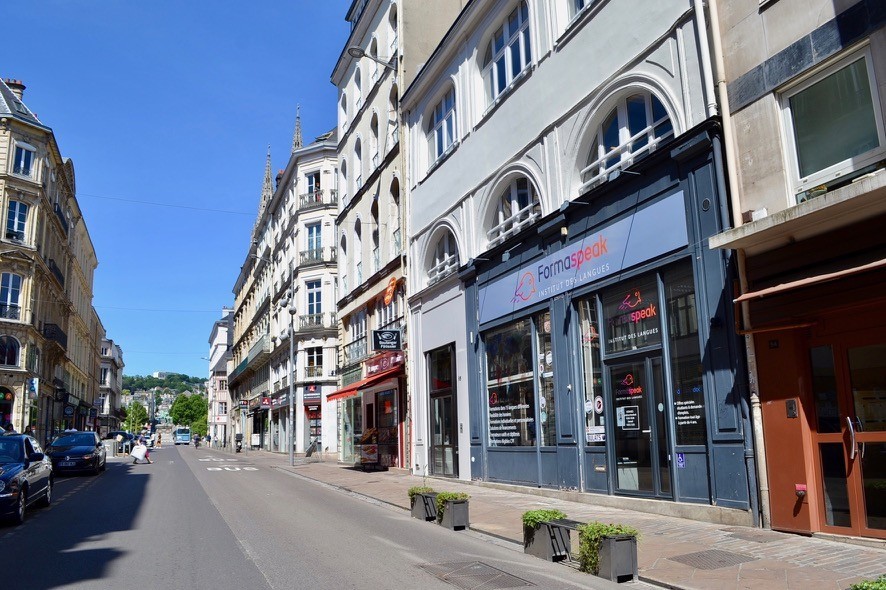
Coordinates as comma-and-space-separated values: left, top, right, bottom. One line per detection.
236, 450, 885, 590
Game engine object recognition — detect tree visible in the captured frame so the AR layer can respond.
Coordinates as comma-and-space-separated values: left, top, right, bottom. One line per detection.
169, 393, 208, 429
124, 401, 148, 433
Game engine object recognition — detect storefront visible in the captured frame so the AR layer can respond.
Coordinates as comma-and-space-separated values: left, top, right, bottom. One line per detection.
330, 351, 405, 468
248, 395, 270, 450
304, 383, 322, 447
463, 124, 756, 516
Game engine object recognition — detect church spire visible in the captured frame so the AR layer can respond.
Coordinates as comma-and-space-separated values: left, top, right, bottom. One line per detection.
291, 105, 303, 153
261, 145, 272, 205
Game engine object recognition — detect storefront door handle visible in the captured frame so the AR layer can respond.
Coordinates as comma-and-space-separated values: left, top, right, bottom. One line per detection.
846, 416, 857, 460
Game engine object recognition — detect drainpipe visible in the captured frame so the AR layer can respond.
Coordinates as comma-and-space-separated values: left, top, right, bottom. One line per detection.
706, 0, 771, 529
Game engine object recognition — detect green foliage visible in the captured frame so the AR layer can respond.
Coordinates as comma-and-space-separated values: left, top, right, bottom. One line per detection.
407, 486, 435, 501
522, 509, 567, 529
577, 522, 639, 575
169, 393, 208, 429
851, 576, 886, 590
124, 402, 148, 433
123, 373, 205, 394
435, 491, 469, 523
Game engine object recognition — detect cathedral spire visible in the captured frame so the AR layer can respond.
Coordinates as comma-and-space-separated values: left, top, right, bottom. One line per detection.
292, 105, 303, 153
261, 145, 272, 205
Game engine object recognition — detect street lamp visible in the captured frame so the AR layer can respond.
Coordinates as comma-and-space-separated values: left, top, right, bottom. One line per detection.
279, 293, 298, 467
347, 46, 397, 71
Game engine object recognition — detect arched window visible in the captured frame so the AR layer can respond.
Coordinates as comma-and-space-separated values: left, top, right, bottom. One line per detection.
388, 4, 398, 56
340, 234, 349, 293
580, 91, 673, 190
354, 219, 363, 285
0, 336, 20, 367
371, 200, 380, 273
427, 87, 456, 163
354, 68, 363, 110
340, 160, 348, 201
354, 139, 363, 188
428, 230, 459, 285
0, 273, 22, 320
370, 113, 380, 169
487, 176, 541, 247
389, 178, 402, 255
339, 93, 348, 130
388, 85, 399, 150
482, 1, 531, 103
369, 38, 380, 82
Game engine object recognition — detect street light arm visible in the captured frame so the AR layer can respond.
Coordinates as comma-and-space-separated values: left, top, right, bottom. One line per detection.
347, 46, 397, 71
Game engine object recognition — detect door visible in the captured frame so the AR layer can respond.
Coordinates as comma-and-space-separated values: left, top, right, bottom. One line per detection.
428, 345, 458, 477
610, 356, 672, 497
810, 341, 886, 538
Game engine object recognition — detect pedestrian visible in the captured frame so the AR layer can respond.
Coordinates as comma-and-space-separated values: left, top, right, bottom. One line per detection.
134, 435, 153, 464
205, 433, 211, 447
156, 432, 162, 449
2, 423, 17, 435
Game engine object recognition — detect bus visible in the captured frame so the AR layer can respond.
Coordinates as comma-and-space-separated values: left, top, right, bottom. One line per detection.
173, 427, 191, 445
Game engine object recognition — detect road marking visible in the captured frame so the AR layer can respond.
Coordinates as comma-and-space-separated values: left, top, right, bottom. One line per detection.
198, 457, 238, 462
206, 466, 258, 471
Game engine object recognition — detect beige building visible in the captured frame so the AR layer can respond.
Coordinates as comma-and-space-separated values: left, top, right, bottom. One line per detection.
709, 0, 886, 539
0, 78, 101, 443
99, 337, 125, 437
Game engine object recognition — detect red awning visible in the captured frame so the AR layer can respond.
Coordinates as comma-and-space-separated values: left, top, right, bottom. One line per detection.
327, 366, 402, 402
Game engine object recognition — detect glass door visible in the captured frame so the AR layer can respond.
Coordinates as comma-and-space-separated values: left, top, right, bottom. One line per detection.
811, 342, 886, 538
428, 345, 458, 477
610, 357, 672, 497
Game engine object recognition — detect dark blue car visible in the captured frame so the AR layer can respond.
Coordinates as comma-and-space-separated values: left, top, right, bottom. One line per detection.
0, 434, 53, 525
46, 431, 107, 475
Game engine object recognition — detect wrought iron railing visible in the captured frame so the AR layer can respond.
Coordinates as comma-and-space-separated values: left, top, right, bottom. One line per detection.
47, 258, 65, 286
43, 323, 68, 349
0, 304, 21, 320
305, 365, 323, 378
298, 189, 338, 211
54, 203, 69, 234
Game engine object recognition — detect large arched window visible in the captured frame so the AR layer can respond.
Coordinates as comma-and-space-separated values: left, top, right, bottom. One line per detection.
580, 91, 673, 190
388, 4, 398, 56
354, 138, 363, 188
388, 85, 399, 150
354, 68, 363, 110
370, 200, 380, 273
428, 230, 459, 285
0, 336, 20, 367
482, 1, 531, 103
340, 160, 348, 201
0, 273, 21, 320
389, 178, 402, 255
370, 113, 380, 169
354, 218, 363, 285
369, 37, 380, 83
339, 93, 348, 130
487, 176, 541, 247
340, 234, 349, 293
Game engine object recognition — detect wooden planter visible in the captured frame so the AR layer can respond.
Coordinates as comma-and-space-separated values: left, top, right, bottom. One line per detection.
597, 534, 638, 583
410, 492, 438, 522
523, 523, 571, 562
438, 499, 469, 531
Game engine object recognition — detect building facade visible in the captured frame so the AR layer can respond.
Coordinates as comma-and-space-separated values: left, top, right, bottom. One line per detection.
0, 78, 101, 444
402, 0, 756, 523
229, 123, 340, 455
330, 0, 466, 470
206, 308, 232, 448
709, 0, 886, 539
98, 337, 125, 437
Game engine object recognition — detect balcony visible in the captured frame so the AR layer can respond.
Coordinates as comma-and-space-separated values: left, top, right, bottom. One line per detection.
299, 247, 337, 266
43, 323, 68, 350
344, 338, 367, 365
246, 333, 271, 368
53, 203, 69, 235
298, 189, 338, 212
305, 365, 323, 378
47, 258, 65, 287
0, 304, 20, 321
5, 230, 24, 242
298, 312, 337, 332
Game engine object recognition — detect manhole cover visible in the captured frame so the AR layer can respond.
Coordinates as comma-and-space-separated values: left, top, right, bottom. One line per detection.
419, 561, 534, 590
668, 549, 756, 570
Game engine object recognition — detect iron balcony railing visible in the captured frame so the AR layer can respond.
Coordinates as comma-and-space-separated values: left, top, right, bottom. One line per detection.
305, 365, 323, 378
0, 304, 21, 320
299, 247, 337, 266
43, 323, 68, 350
298, 189, 338, 212
54, 203, 69, 234
344, 337, 367, 365
47, 258, 65, 287
298, 312, 337, 332
5, 229, 24, 242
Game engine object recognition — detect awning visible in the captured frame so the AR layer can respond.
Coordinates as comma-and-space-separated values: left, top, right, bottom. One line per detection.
327, 366, 402, 402
734, 258, 886, 303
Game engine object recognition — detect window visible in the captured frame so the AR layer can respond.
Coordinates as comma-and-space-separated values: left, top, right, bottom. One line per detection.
220, 379, 227, 391
6, 200, 28, 241
482, 1, 531, 103
12, 144, 35, 176
218, 401, 228, 415
339, 93, 348, 129
376, 284, 403, 330
354, 139, 363, 188
783, 49, 885, 199
0, 336, 20, 366
602, 275, 662, 354
306, 346, 323, 376
484, 318, 535, 446
306, 223, 322, 254
428, 230, 459, 285
535, 311, 556, 446
370, 113, 380, 168
577, 296, 604, 446
487, 176, 541, 247
306, 172, 320, 195
100, 368, 109, 386
0, 273, 21, 320
573, 0, 592, 17
581, 92, 673, 190
429, 88, 456, 162
354, 68, 363, 110
306, 280, 322, 315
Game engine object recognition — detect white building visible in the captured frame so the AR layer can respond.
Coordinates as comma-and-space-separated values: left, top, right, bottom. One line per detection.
206, 307, 232, 447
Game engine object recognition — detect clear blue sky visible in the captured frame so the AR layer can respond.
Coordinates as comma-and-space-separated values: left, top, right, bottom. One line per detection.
9, 1, 351, 379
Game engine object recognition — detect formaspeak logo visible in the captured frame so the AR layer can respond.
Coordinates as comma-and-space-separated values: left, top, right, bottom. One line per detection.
615, 289, 657, 323
620, 373, 643, 396
512, 271, 537, 302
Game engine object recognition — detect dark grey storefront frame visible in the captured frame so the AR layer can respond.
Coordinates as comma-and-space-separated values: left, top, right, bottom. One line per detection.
460, 121, 756, 513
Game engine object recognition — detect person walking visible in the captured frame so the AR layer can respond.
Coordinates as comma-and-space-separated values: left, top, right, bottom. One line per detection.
156, 432, 162, 449
133, 435, 153, 464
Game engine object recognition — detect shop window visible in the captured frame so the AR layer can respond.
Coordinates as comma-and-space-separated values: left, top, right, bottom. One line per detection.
664, 263, 707, 446
535, 311, 556, 446
578, 297, 604, 446
602, 275, 661, 354
782, 48, 885, 201
484, 318, 535, 446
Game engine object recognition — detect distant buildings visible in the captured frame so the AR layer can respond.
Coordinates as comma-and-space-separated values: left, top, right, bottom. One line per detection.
206, 307, 233, 446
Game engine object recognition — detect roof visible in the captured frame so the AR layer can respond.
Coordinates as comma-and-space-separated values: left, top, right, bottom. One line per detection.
0, 79, 50, 131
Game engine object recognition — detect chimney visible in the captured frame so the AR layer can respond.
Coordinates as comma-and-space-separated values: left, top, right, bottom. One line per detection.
4, 79, 25, 100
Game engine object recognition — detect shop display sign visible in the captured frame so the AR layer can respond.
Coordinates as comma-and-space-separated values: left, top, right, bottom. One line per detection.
617, 406, 640, 430
603, 277, 662, 354
478, 192, 687, 324
372, 329, 402, 351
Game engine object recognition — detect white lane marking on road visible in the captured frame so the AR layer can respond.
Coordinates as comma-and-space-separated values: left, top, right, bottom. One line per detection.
198, 457, 238, 462
206, 466, 258, 471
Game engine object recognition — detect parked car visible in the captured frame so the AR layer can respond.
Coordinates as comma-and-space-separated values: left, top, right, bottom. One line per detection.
104, 431, 134, 454
0, 434, 53, 525
46, 431, 106, 475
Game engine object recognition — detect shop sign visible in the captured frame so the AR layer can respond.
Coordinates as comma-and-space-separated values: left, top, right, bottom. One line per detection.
88, 408, 97, 418
303, 383, 321, 403
365, 351, 404, 375
372, 329, 401, 351
617, 406, 639, 430
271, 394, 288, 409
261, 396, 271, 409
248, 397, 262, 410
66, 394, 81, 406
478, 192, 687, 324
238, 400, 248, 409
212, 416, 228, 424
383, 277, 398, 305
27, 378, 38, 400
63, 405, 75, 417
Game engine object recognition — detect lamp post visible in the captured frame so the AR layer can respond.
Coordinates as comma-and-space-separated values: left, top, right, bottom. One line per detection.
347, 46, 397, 71
279, 293, 297, 467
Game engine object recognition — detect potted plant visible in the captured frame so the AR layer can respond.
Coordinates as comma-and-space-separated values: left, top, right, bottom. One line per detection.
435, 491, 469, 530
522, 509, 569, 561
408, 486, 437, 521
577, 522, 639, 583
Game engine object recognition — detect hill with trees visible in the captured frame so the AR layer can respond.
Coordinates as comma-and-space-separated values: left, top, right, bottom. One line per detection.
123, 373, 205, 394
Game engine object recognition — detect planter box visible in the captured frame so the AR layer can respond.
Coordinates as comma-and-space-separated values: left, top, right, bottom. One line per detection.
438, 499, 469, 531
410, 492, 438, 522
598, 535, 638, 583
524, 523, 571, 562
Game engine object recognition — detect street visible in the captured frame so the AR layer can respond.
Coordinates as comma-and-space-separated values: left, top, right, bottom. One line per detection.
2, 445, 626, 590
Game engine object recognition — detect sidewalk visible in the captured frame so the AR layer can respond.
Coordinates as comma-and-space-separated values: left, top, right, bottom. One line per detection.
239, 450, 885, 590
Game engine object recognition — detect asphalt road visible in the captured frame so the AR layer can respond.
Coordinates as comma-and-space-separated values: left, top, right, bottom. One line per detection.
2, 445, 622, 590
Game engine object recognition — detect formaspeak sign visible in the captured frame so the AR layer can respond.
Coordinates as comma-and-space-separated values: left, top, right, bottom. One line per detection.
478, 192, 687, 324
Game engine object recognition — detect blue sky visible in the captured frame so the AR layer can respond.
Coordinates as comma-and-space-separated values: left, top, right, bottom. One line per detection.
9, 1, 351, 378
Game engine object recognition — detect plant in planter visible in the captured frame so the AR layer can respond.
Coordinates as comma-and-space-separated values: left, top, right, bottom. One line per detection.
522, 509, 570, 561
408, 486, 437, 521
435, 491, 470, 530
577, 521, 640, 583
